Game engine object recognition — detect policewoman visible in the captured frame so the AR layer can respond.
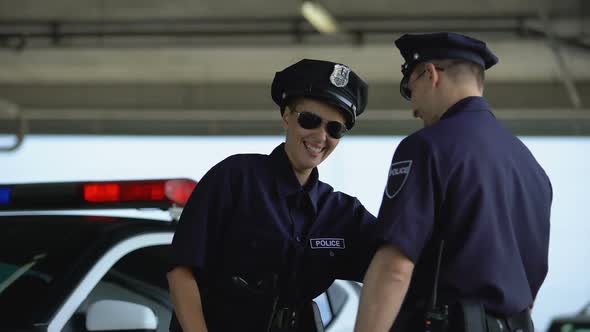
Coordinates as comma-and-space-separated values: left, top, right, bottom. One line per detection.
168, 59, 377, 332
354, 32, 552, 332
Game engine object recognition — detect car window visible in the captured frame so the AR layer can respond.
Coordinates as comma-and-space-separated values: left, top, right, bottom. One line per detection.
63, 245, 172, 332
314, 292, 334, 327
326, 281, 348, 317
0, 217, 101, 328
313, 280, 351, 329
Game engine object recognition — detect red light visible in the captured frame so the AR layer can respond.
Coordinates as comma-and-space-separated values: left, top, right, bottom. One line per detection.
84, 179, 196, 206
165, 179, 197, 207
84, 181, 166, 203
84, 183, 120, 202
121, 182, 166, 202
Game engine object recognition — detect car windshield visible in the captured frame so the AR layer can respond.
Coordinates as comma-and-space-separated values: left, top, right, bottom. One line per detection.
0, 215, 107, 328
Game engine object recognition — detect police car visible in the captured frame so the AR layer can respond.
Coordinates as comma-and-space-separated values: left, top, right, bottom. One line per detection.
546, 303, 590, 332
0, 179, 360, 332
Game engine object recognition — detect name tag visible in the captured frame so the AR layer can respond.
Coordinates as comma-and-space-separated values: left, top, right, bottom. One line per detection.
309, 238, 346, 249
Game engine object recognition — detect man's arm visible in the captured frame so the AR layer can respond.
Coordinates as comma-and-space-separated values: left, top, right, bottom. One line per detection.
354, 244, 414, 332
167, 266, 208, 332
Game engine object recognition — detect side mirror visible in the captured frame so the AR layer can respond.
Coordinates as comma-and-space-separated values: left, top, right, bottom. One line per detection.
86, 299, 158, 331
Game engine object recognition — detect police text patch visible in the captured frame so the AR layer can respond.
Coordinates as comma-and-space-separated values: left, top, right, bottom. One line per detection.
310, 238, 346, 249
385, 160, 412, 199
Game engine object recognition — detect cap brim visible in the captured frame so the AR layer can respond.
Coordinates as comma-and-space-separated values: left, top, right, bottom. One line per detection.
282, 88, 356, 129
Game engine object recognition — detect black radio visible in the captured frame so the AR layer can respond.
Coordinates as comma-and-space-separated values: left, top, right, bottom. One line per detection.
425, 304, 449, 332
424, 240, 448, 332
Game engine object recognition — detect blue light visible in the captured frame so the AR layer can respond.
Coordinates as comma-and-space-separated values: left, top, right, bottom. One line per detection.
0, 187, 11, 205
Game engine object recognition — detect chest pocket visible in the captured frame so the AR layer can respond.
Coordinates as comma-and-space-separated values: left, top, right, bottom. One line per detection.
220, 223, 287, 277
307, 237, 348, 271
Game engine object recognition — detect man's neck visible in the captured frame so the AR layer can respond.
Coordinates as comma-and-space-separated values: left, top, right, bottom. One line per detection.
438, 87, 483, 118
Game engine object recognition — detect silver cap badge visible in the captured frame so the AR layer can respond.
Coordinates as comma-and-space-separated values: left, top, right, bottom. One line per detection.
330, 64, 350, 88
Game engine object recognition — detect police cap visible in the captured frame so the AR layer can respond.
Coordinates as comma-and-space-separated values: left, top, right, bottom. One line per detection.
271, 59, 368, 130
394, 32, 499, 100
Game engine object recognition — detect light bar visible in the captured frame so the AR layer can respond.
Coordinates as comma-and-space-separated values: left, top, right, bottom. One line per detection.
301, 1, 340, 34
164, 179, 196, 207
0, 179, 197, 211
84, 182, 166, 203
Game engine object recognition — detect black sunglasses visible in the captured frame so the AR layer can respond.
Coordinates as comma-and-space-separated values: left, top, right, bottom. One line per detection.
400, 65, 446, 101
294, 111, 348, 139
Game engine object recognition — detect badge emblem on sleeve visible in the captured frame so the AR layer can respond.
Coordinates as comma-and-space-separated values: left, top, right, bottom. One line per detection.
330, 64, 350, 87
385, 160, 412, 199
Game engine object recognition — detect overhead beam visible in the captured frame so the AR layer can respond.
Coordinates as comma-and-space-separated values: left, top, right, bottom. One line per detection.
1, 81, 589, 109
1, 79, 589, 137
0, 40, 589, 84
0, 15, 586, 50
537, 2, 583, 108
3, 108, 589, 122
2, 108, 590, 136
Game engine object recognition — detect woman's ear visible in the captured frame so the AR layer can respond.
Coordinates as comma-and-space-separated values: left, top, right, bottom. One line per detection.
281, 108, 290, 130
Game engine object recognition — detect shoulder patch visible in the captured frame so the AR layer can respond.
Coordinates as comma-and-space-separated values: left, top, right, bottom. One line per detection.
385, 160, 412, 199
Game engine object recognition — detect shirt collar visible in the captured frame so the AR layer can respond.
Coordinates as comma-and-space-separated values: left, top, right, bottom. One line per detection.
304, 167, 320, 213
440, 96, 493, 121
269, 143, 320, 213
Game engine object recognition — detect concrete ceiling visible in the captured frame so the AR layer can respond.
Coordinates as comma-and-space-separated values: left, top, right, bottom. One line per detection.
0, 0, 589, 145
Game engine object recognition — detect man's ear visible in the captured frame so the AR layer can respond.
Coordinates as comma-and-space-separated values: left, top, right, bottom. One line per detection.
426, 63, 441, 87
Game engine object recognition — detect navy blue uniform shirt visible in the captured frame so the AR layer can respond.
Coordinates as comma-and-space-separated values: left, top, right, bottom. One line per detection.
171, 143, 376, 330
377, 97, 552, 315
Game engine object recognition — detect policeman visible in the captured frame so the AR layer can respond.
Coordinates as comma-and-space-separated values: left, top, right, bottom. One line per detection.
354, 32, 552, 332
168, 59, 377, 332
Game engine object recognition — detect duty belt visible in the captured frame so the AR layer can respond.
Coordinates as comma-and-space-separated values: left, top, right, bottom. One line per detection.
393, 302, 533, 332
484, 309, 533, 332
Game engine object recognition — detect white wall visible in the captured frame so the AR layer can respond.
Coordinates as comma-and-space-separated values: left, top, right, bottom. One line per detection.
1, 135, 588, 331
